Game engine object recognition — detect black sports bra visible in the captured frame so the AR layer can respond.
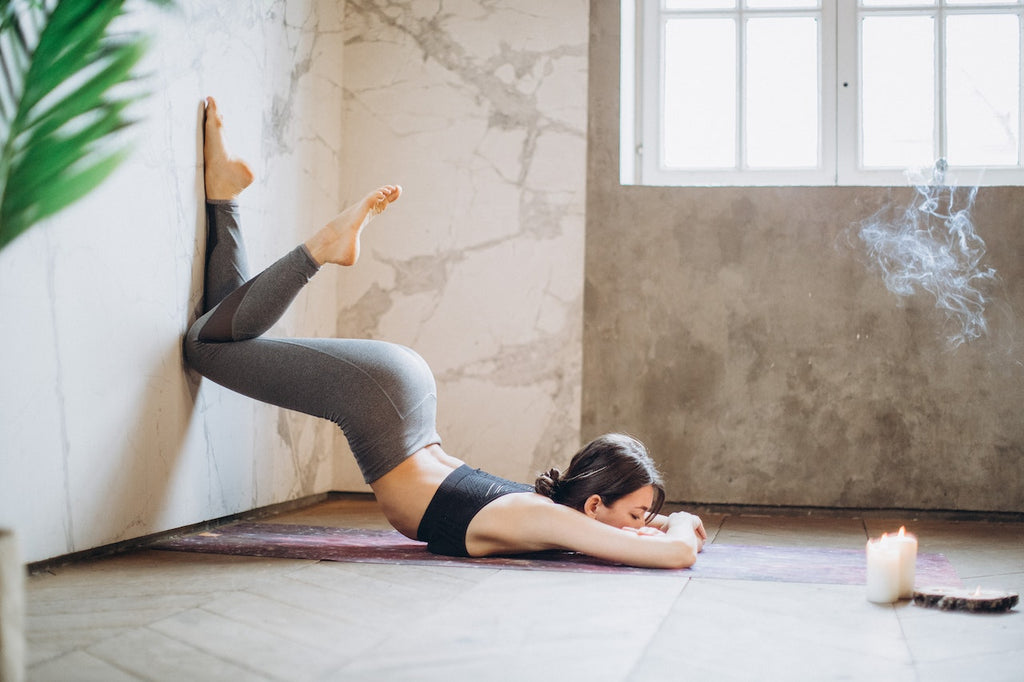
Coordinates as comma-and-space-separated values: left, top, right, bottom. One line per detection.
416, 464, 532, 556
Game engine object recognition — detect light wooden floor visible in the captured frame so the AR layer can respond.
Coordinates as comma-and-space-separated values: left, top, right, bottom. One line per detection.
26, 499, 1024, 681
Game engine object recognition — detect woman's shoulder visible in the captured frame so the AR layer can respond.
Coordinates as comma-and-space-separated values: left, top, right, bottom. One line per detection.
464, 491, 573, 554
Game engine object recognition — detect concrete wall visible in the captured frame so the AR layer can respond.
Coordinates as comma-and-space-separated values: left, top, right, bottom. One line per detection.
585, 2, 1024, 512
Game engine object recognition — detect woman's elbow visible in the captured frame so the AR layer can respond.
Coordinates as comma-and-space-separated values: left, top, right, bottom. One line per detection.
667, 540, 700, 569
671, 547, 698, 569
651, 541, 697, 569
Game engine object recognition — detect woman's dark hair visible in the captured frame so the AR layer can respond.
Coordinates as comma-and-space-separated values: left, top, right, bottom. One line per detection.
534, 433, 665, 521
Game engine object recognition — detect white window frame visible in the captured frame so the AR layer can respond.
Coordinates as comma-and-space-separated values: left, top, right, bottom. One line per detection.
623, 0, 1024, 187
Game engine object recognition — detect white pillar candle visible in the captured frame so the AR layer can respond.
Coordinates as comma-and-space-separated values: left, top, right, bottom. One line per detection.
866, 535, 901, 604
889, 527, 918, 599
0, 528, 25, 682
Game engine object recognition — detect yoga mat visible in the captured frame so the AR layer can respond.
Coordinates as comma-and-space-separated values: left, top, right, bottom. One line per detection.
152, 523, 962, 586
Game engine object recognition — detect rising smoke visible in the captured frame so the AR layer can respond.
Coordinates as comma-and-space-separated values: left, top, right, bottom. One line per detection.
857, 159, 997, 347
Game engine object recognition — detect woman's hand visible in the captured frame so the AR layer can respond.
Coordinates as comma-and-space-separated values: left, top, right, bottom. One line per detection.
665, 511, 707, 552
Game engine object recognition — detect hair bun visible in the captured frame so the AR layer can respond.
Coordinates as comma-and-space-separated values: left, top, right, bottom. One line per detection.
534, 467, 563, 498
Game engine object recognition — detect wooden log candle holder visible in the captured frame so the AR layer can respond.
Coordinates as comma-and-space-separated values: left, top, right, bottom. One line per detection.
913, 586, 1019, 613
0, 528, 25, 682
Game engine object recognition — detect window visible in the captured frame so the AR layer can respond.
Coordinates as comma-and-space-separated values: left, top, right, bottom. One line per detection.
622, 0, 1024, 186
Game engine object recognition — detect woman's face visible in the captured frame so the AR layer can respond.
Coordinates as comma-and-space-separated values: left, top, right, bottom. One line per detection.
586, 485, 655, 529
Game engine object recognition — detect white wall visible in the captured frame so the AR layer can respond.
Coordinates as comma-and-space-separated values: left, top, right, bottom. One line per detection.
0, 1, 347, 563
0, 0, 588, 564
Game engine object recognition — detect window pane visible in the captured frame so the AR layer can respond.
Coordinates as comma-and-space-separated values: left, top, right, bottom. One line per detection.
663, 19, 736, 168
947, 0, 1017, 5
861, 16, 935, 168
861, 0, 933, 6
745, 0, 818, 8
746, 17, 819, 167
665, 0, 736, 9
946, 14, 1020, 166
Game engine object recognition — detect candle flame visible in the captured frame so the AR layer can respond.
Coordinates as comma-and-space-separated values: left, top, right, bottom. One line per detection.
898, 526, 906, 537
881, 532, 888, 540
973, 586, 982, 597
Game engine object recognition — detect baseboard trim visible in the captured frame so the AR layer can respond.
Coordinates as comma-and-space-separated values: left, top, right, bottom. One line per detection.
26, 491, 366, 574
673, 501, 1024, 523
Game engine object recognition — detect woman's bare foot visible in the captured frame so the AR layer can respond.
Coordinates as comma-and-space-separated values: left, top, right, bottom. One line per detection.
304, 185, 402, 266
204, 97, 255, 200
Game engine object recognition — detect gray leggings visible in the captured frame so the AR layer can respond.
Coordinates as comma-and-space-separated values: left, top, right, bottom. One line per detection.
184, 201, 441, 483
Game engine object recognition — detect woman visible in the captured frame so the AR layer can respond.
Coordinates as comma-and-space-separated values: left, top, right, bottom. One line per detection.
186, 97, 706, 569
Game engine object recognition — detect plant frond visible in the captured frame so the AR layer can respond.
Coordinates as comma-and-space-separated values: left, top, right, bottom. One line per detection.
7, 102, 134, 209
18, 1, 121, 129
24, 38, 145, 142
0, 0, 168, 251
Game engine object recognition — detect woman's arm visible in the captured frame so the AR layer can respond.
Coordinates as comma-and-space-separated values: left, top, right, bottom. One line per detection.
467, 495, 703, 569
647, 513, 671, 531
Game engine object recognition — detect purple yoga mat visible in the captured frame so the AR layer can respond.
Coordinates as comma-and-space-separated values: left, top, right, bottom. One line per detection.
152, 522, 962, 586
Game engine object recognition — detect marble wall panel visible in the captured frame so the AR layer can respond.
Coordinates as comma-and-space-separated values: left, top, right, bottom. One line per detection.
332, 0, 588, 487
0, 0, 346, 563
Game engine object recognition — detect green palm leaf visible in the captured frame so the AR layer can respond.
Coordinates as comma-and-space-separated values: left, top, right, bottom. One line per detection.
0, 0, 169, 251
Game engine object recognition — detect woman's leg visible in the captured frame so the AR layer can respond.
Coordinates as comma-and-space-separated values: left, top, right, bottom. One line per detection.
195, 96, 399, 341
201, 97, 255, 312
185, 98, 436, 483
184, 325, 442, 483
194, 194, 400, 343
202, 200, 249, 313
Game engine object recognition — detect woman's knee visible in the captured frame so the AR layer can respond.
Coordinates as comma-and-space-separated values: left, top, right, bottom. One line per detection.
182, 319, 210, 373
